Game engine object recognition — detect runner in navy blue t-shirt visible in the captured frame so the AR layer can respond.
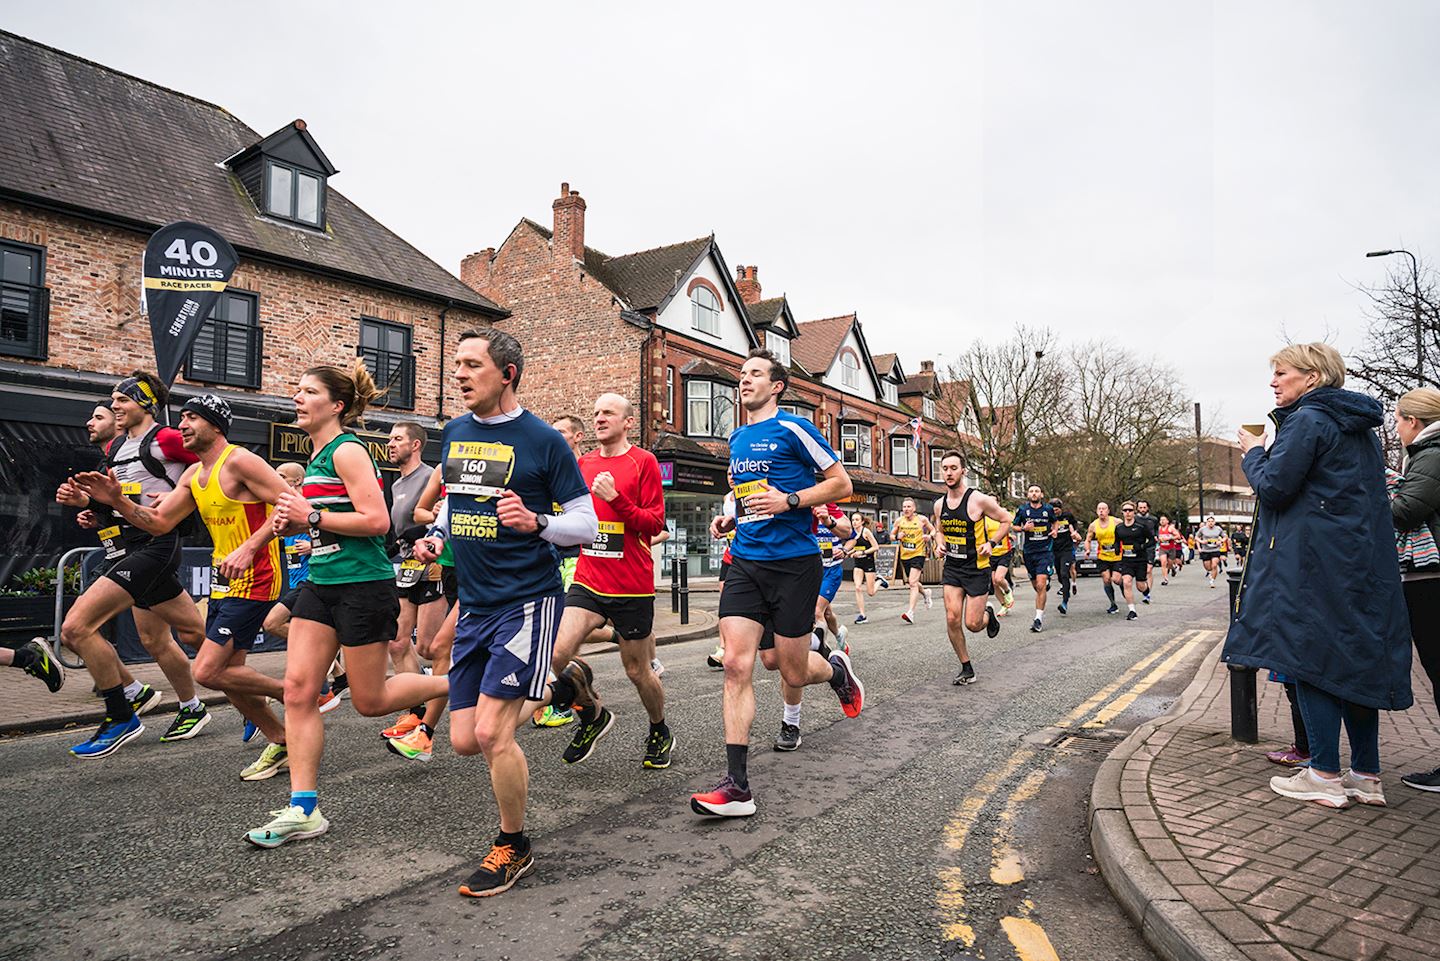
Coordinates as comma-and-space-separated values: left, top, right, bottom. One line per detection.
413, 329, 595, 898
1014, 484, 1056, 634
690, 348, 864, 819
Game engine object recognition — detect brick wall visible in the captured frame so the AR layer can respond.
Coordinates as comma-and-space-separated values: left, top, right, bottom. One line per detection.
0, 201, 491, 418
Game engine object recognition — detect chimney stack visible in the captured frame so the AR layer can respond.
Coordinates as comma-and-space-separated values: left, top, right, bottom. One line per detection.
552, 182, 587, 262
735, 264, 762, 305
460, 248, 497, 297
921, 359, 935, 373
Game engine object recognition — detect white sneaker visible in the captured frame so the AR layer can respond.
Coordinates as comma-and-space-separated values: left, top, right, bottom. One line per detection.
1270, 768, 1351, 808
923, 588, 934, 610
651, 658, 666, 678
1341, 770, 1386, 806
835, 625, 849, 653
901, 610, 914, 624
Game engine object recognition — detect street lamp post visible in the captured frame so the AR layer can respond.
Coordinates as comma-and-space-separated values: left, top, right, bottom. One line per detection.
1366, 248, 1423, 386
1194, 402, 1204, 525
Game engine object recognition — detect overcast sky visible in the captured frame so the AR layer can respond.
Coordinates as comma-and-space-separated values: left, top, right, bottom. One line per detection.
10, 1, 1439, 433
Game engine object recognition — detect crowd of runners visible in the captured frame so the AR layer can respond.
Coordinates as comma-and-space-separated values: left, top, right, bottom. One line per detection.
4, 333, 1250, 898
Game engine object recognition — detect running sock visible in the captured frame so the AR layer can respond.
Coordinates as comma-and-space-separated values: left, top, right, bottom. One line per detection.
548, 674, 577, 711
122, 680, 143, 700
1034, 609, 1044, 623
726, 744, 749, 791
649, 719, 669, 737
418, 722, 433, 737
1103, 584, 1116, 604
497, 828, 530, 854
290, 791, 318, 815
783, 702, 802, 727
179, 696, 200, 711
10, 646, 36, 671
101, 685, 134, 722
576, 703, 599, 724
961, 660, 973, 673
830, 660, 847, 686
810, 627, 825, 652
412, 704, 426, 718
1128, 604, 1136, 613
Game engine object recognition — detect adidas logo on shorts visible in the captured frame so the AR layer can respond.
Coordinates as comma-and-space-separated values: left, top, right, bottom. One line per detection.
115, 570, 132, 581
500, 673, 520, 687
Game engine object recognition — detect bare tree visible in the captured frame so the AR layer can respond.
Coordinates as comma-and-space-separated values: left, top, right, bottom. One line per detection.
1349, 257, 1439, 400
937, 326, 1062, 497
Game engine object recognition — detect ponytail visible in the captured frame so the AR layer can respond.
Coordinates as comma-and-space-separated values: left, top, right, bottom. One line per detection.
304, 360, 385, 427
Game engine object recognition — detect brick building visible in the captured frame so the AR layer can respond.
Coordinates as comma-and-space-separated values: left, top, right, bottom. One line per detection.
0, 31, 504, 578
462, 183, 962, 575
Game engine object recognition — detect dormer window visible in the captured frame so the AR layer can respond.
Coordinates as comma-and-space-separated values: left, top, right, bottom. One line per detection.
691, 286, 721, 336
266, 160, 324, 226
768, 333, 790, 367
840, 352, 859, 389
881, 380, 898, 405
923, 396, 937, 420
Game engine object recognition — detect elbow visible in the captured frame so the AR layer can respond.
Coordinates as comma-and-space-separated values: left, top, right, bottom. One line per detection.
365, 515, 391, 537
835, 476, 854, 500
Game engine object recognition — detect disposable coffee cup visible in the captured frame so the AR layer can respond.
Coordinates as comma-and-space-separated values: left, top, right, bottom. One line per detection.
1241, 423, 1266, 436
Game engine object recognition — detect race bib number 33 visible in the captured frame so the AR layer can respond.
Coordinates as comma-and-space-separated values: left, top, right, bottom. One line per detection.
584, 520, 625, 559
445, 441, 514, 499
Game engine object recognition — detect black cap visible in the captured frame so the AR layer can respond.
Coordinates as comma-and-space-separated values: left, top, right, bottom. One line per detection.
181, 394, 232, 435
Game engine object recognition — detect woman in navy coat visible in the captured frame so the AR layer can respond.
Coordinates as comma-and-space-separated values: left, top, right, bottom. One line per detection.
1223, 343, 1411, 809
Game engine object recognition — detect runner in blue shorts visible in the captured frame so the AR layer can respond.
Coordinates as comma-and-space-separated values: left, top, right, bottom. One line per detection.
413, 329, 595, 898
1014, 485, 1057, 633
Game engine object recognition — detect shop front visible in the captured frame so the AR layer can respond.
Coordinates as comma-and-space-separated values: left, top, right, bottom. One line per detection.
658, 458, 729, 579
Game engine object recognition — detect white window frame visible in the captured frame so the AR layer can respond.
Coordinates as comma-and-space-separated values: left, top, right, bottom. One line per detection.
840, 352, 860, 389
664, 366, 674, 422
923, 395, 937, 420
691, 286, 721, 336
930, 447, 944, 483
891, 436, 917, 477
881, 381, 898, 405
685, 379, 735, 438
768, 333, 791, 367
840, 422, 872, 468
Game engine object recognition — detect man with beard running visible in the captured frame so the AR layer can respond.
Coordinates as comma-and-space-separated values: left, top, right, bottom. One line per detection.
1112, 503, 1156, 621
933, 451, 1008, 685
77, 395, 292, 778
1133, 499, 1159, 603
1014, 484, 1056, 633
55, 372, 207, 757
691, 348, 862, 818
1049, 497, 1080, 614
1195, 515, 1226, 587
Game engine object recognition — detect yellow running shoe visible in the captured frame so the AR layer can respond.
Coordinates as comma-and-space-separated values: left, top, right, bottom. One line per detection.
531, 705, 575, 728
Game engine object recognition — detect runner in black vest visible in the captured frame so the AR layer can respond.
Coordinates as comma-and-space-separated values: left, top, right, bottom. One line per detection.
933, 451, 1010, 686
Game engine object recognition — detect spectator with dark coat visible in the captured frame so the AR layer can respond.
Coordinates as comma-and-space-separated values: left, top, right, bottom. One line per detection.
1222, 343, 1412, 810
1391, 387, 1440, 792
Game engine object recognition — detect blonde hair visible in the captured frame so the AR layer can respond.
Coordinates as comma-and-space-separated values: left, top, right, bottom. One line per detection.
303, 359, 383, 427
1397, 387, 1440, 426
1269, 343, 1346, 390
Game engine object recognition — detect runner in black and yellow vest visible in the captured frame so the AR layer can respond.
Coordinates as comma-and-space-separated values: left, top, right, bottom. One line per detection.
891, 498, 935, 624
844, 513, 882, 624
247, 361, 449, 849
78, 394, 292, 777
931, 451, 1010, 686
1085, 502, 1124, 614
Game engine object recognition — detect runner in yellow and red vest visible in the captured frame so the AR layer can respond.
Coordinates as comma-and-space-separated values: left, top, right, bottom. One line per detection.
891, 497, 936, 624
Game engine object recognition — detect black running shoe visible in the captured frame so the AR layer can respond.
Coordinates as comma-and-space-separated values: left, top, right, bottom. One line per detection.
1058, 601, 1068, 615
160, 704, 211, 742
954, 663, 977, 686
562, 707, 615, 764
559, 658, 596, 710
131, 684, 163, 716
1401, 767, 1440, 792
1030, 618, 1042, 633
1107, 604, 1119, 615
1142, 594, 1151, 605
20, 638, 64, 692
458, 841, 535, 898
642, 728, 675, 769
1126, 610, 1138, 621
985, 607, 1001, 639
774, 722, 801, 751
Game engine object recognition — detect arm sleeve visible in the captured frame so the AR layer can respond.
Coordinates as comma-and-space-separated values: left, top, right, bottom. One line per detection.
155, 428, 199, 465
605, 456, 666, 538
1392, 454, 1440, 531
1242, 414, 1322, 511
542, 493, 598, 547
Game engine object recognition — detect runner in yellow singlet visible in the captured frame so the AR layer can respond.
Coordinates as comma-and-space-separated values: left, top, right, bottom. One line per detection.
980, 514, 1016, 615
1085, 502, 1124, 614
890, 498, 935, 624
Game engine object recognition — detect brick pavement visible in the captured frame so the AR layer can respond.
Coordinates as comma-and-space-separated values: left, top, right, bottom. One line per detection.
1093, 642, 1440, 961
0, 602, 715, 735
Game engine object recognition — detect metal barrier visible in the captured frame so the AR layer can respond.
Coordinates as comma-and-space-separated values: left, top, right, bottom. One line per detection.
1226, 569, 1258, 743
52, 546, 99, 669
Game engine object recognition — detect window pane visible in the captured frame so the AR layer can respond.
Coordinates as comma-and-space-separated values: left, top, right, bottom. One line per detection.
688, 398, 710, 436
191, 323, 216, 373
267, 164, 293, 217
716, 387, 735, 436
361, 322, 379, 348
297, 173, 321, 224
2, 249, 34, 284
228, 293, 251, 325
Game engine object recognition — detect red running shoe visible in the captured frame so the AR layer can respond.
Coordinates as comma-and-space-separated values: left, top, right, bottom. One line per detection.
690, 775, 756, 817
828, 650, 864, 718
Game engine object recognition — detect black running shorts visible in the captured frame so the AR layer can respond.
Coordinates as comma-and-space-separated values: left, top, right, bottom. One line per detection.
291, 579, 400, 646
900, 555, 925, 575
276, 587, 302, 611
398, 578, 445, 607
1097, 558, 1121, 574
1199, 551, 1222, 562
853, 554, 875, 573
101, 534, 185, 610
942, 560, 992, 598
1118, 560, 1149, 582
442, 565, 458, 606
720, 555, 822, 639
565, 583, 655, 641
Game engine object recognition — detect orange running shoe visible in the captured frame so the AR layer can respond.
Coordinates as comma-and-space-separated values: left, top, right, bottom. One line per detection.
318, 690, 342, 714
380, 712, 421, 739
386, 725, 433, 762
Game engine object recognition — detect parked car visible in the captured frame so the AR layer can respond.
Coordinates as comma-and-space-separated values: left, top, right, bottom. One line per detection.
1075, 543, 1100, 577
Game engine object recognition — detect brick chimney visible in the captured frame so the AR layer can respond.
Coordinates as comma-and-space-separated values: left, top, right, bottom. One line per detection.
460, 248, 496, 297
920, 359, 935, 373
735, 264, 762, 305
552, 182, 586, 262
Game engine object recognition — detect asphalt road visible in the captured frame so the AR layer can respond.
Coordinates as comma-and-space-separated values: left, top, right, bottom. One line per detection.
1, 567, 1230, 961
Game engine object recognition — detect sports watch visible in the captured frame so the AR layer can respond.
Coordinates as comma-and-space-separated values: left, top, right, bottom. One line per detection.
536, 514, 550, 533
307, 509, 322, 528
786, 492, 801, 510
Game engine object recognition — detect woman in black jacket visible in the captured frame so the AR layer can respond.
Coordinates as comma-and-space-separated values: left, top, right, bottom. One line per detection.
1223, 343, 1412, 809
1392, 387, 1440, 792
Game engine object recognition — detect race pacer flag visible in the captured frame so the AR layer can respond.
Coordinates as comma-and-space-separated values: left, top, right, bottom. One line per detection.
141, 221, 239, 386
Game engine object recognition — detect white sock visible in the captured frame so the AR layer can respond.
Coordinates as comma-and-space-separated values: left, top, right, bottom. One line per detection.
179, 696, 201, 710
1128, 604, 1136, 612
810, 627, 824, 652
122, 680, 143, 699
783, 702, 802, 726
1035, 609, 1043, 622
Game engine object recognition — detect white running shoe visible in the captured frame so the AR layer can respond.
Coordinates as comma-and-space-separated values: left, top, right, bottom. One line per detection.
1341, 770, 1386, 806
1270, 768, 1350, 808
651, 658, 666, 678
923, 588, 933, 610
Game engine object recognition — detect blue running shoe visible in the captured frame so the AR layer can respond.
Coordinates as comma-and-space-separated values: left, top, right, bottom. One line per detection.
242, 719, 259, 743
70, 715, 144, 759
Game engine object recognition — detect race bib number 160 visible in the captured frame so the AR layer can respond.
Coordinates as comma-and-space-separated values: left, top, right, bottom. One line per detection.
445, 441, 514, 499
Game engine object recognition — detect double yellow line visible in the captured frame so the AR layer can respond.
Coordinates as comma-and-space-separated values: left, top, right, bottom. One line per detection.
936, 629, 1214, 959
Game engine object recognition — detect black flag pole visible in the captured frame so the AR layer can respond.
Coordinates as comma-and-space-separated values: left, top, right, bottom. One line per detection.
141, 221, 239, 389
